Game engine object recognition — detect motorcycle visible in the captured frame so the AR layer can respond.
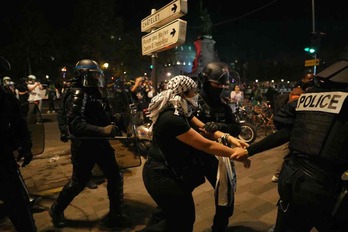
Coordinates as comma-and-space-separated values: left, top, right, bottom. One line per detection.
229, 101, 258, 144
131, 105, 152, 157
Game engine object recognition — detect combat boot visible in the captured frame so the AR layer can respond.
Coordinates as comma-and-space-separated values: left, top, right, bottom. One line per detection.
49, 202, 66, 228
100, 212, 132, 228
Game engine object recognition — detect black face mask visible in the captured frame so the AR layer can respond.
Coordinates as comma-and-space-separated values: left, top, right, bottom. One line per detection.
203, 82, 223, 98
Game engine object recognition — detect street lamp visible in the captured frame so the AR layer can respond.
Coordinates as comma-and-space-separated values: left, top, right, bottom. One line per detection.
103, 63, 109, 69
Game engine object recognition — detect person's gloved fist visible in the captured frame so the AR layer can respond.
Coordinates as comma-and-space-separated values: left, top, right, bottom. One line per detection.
204, 122, 221, 133
113, 113, 123, 122
17, 150, 33, 167
102, 125, 121, 137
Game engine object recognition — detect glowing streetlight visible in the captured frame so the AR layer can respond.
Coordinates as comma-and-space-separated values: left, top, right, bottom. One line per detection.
103, 63, 109, 69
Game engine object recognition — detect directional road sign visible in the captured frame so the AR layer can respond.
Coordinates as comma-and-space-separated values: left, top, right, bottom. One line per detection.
305, 59, 320, 67
142, 19, 187, 56
141, 0, 187, 33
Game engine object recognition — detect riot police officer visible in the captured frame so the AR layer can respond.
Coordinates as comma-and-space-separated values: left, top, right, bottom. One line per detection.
195, 61, 242, 232
0, 57, 36, 231
271, 57, 348, 231
49, 59, 131, 229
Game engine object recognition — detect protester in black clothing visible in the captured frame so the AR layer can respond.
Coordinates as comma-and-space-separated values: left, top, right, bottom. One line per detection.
194, 61, 242, 232
140, 75, 250, 232
0, 57, 36, 232
232, 55, 348, 231
49, 59, 130, 229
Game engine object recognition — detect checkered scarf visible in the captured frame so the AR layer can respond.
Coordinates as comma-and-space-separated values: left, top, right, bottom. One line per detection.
148, 75, 197, 131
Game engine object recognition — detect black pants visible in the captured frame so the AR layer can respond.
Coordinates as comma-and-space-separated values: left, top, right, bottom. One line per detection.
0, 156, 37, 232
142, 159, 195, 232
274, 158, 346, 232
54, 141, 123, 214
48, 97, 55, 111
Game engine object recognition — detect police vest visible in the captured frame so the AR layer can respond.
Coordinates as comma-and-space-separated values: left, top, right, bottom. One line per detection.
289, 90, 348, 165
69, 88, 110, 127
195, 94, 229, 123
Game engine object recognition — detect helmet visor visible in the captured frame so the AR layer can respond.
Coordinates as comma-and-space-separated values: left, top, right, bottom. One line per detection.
82, 70, 104, 87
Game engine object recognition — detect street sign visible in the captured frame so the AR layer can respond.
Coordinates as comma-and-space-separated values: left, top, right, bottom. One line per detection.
141, 0, 187, 33
142, 19, 187, 56
305, 59, 320, 67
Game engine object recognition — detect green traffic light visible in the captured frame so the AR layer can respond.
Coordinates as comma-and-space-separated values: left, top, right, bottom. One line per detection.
304, 47, 316, 53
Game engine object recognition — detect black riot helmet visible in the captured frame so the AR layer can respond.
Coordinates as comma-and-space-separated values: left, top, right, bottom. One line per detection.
315, 46, 348, 87
74, 59, 104, 87
199, 62, 230, 85
198, 62, 230, 99
316, 60, 348, 86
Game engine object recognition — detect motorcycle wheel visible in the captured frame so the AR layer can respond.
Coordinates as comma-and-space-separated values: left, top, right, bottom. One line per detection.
238, 122, 257, 144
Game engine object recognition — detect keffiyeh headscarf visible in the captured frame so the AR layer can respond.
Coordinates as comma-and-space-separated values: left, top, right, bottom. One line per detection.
148, 75, 197, 131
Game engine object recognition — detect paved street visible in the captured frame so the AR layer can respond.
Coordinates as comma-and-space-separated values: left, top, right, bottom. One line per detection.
1, 101, 313, 232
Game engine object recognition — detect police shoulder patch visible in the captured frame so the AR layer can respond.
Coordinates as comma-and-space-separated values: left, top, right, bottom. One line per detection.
296, 91, 348, 114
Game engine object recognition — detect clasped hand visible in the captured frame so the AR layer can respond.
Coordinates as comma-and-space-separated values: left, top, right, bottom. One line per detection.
230, 147, 250, 168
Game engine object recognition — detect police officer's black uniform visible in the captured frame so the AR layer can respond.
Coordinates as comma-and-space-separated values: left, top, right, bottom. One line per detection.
194, 62, 241, 232
0, 82, 36, 231
49, 59, 130, 229
272, 58, 348, 231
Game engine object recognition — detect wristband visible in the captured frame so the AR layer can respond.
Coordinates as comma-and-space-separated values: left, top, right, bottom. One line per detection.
221, 133, 230, 141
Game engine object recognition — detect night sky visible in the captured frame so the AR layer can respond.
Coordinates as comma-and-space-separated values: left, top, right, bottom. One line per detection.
117, 0, 348, 62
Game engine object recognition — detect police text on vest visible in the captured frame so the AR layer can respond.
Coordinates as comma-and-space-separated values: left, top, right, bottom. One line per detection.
296, 92, 348, 114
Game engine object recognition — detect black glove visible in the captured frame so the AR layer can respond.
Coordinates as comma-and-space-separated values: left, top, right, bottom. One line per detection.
17, 149, 33, 167
60, 133, 69, 143
114, 113, 122, 121
101, 125, 121, 137
204, 122, 221, 134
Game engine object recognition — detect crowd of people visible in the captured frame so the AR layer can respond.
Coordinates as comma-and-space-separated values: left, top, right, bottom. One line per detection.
1, 74, 59, 123
1, 52, 347, 232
